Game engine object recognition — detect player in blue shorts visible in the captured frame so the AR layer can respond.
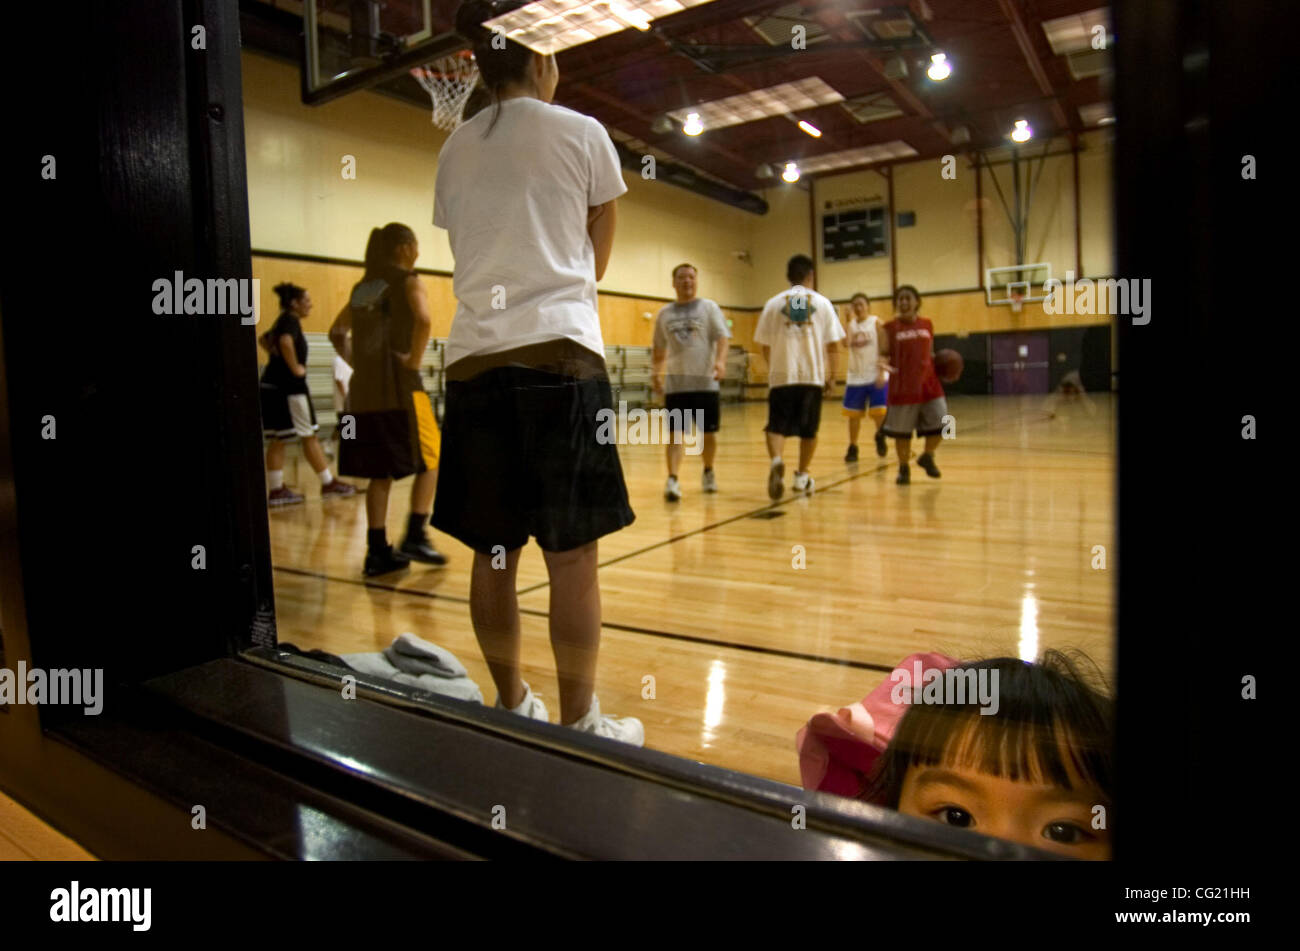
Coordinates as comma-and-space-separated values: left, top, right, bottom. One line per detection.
841, 293, 889, 462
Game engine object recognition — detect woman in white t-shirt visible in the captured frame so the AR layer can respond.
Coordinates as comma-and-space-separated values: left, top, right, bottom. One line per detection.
431, 0, 642, 745
841, 293, 890, 462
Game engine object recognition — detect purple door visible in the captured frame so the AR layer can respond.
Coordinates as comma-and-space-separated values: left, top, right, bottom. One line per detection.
991, 333, 1050, 394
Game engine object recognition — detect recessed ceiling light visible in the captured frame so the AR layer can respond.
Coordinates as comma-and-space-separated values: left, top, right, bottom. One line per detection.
797, 120, 822, 138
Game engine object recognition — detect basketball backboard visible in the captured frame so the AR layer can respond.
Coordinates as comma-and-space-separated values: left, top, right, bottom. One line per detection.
985, 262, 1053, 306
303, 0, 465, 103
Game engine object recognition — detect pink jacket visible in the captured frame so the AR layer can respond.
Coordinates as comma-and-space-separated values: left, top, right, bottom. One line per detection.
795, 652, 959, 798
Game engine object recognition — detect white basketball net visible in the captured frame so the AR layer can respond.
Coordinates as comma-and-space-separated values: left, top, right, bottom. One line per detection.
411, 53, 479, 131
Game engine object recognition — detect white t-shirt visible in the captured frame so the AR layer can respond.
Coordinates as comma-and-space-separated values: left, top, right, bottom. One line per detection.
333, 355, 353, 413
433, 98, 628, 367
652, 298, 730, 394
754, 285, 846, 387
845, 314, 885, 386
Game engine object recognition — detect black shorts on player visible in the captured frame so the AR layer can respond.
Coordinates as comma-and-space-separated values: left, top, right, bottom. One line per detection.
664, 390, 720, 434
766, 384, 823, 439
433, 366, 635, 554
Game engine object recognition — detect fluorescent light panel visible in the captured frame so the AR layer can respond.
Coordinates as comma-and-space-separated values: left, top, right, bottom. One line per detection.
666, 77, 844, 131
1042, 7, 1110, 56
485, 0, 716, 56
783, 141, 918, 175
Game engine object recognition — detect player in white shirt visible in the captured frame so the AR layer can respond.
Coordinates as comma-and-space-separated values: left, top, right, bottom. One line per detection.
840, 292, 889, 462
753, 255, 845, 499
430, 0, 642, 746
651, 263, 730, 501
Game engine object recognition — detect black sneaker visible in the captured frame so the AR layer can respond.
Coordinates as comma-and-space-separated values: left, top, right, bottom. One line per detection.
844, 444, 859, 463
400, 535, 448, 565
875, 429, 888, 457
364, 546, 412, 576
917, 453, 941, 478
896, 464, 911, 485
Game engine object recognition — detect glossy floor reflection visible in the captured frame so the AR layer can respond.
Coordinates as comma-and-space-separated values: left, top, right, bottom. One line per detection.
269, 393, 1115, 787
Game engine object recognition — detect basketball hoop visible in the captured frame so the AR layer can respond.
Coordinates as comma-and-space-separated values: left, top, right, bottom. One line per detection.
1009, 290, 1025, 314
410, 51, 479, 131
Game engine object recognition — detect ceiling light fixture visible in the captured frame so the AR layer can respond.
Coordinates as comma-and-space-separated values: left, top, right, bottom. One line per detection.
797, 120, 822, 138
926, 52, 951, 81
782, 162, 801, 183
1010, 118, 1032, 142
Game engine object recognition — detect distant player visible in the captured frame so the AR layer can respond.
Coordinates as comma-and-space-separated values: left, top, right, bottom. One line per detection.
1044, 370, 1097, 418
754, 254, 844, 498
651, 263, 730, 501
878, 285, 947, 485
841, 292, 889, 462
259, 282, 357, 506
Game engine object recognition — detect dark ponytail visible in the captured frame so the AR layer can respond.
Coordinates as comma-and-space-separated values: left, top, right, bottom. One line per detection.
273, 282, 305, 311
363, 223, 417, 278
455, 0, 535, 136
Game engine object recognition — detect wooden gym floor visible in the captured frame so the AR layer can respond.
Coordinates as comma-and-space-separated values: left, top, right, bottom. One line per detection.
270, 393, 1114, 789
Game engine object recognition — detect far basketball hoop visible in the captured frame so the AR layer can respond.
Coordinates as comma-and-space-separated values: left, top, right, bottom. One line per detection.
1010, 290, 1024, 314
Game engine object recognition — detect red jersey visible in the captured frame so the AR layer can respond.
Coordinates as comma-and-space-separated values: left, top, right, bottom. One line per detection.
884, 316, 944, 405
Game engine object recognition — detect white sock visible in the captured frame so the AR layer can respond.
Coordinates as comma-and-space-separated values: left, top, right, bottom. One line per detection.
319, 468, 335, 486
269, 470, 284, 490
771, 455, 782, 467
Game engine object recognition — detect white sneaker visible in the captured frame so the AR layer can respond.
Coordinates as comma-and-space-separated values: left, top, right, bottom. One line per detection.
664, 475, 682, 501
702, 468, 718, 493
565, 694, 645, 746
793, 471, 815, 495
495, 680, 549, 722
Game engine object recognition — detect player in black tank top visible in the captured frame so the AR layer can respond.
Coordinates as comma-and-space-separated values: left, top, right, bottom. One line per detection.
259, 283, 357, 505
330, 225, 447, 575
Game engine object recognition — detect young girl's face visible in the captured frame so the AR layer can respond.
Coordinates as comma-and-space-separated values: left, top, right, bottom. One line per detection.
292, 291, 313, 317
851, 297, 868, 319
895, 290, 917, 318
897, 761, 1111, 859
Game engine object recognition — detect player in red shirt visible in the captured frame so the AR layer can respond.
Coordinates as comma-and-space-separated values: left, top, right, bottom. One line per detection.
877, 285, 948, 485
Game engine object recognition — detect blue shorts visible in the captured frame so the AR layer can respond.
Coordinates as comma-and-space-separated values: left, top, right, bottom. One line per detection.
842, 382, 888, 416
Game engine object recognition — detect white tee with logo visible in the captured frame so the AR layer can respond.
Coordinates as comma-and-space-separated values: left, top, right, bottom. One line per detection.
754, 285, 846, 387
434, 98, 628, 367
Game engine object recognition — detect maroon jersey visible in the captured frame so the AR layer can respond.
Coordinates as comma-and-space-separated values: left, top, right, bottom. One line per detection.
884, 316, 943, 405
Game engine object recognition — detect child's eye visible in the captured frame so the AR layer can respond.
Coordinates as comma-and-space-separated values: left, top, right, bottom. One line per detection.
1043, 821, 1091, 844
931, 806, 973, 828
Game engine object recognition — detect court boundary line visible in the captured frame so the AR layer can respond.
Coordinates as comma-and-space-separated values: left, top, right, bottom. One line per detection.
271, 564, 897, 673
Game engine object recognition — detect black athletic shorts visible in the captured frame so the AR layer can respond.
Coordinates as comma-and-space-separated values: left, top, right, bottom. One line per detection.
766, 385, 824, 439
664, 390, 721, 434
432, 365, 635, 554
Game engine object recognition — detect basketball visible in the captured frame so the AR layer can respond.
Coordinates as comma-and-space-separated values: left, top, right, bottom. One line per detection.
935, 349, 963, 383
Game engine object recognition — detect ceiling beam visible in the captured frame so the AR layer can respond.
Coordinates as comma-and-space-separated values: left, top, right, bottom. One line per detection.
569, 81, 757, 182
804, 5, 953, 147
995, 0, 1072, 132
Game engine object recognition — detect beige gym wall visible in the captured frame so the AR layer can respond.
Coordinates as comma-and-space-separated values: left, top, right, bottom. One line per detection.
242, 49, 1115, 354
